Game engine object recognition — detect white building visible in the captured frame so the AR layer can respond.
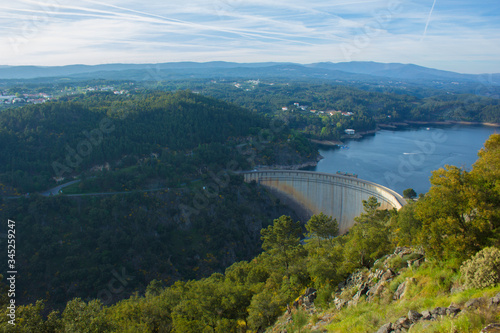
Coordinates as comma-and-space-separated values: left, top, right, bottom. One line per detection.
345, 129, 355, 135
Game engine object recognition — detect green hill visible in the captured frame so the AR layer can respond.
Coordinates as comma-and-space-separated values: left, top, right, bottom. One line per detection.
0, 91, 318, 312
0, 90, 316, 193
1, 134, 498, 332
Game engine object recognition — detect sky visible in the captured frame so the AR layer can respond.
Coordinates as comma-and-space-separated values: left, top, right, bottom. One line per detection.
0, 0, 499, 73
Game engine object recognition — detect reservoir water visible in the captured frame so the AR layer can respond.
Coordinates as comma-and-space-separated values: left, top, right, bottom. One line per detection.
307, 125, 498, 196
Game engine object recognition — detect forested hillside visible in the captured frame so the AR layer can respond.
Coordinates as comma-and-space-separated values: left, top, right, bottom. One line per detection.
0, 90, 317, 311
0, 175, 299, 312
0, 81, 499, 331
0, 90, 316, 193
193, 81, 500, 122
191, 82, 500, 140
3, 79, 499, 148
2, 134, 498, 332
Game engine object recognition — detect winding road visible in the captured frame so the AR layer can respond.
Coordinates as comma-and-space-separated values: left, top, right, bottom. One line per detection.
3, 177, 196, 199
63, 187, 170, 197
40, 179, 81, 196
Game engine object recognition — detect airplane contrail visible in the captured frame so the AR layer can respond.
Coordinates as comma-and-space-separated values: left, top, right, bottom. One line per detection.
421, 0, 437, 40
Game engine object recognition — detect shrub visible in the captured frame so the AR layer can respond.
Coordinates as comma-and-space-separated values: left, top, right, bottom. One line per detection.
387, 256, 404, 271
460, 247, 500, 289
288, 309, 308, 333
315, 284, 335, 309
402, 252, 423, 263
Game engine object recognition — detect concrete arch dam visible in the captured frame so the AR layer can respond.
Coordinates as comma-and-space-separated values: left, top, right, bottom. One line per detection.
242, 170, 406, 234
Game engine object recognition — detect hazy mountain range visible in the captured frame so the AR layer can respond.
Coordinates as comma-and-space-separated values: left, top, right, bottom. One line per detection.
1, 61, 499, 84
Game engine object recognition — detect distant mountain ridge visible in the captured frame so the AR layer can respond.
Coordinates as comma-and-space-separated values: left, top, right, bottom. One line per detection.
307, 61, 486, 81
0, 62, 283, 80
0, 61, 499, 85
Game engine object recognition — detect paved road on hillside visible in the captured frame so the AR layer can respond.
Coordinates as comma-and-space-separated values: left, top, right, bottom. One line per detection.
63, 187, 171, 197
40, 180, 81, 196
4, 177, 199, 199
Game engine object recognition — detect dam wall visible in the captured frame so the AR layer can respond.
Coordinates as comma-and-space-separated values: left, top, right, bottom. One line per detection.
243, 171, 406, 234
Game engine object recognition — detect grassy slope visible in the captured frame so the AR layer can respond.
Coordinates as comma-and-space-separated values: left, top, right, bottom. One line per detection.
282, 259, 500, 332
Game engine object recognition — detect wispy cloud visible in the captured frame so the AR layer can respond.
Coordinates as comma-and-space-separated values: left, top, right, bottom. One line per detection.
0, 0, 498, 73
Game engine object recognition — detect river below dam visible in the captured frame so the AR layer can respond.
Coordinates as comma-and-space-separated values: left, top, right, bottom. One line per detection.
305, 125, 499, 196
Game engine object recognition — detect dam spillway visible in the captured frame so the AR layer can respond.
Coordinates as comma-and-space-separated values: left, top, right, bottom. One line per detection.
242, 170, 406, 234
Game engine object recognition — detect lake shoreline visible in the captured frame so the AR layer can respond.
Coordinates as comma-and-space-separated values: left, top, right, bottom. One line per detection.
349, 121, 500, 141
387, 120, 500, 127
308, 120, 498, 152
309, 139, 344, 146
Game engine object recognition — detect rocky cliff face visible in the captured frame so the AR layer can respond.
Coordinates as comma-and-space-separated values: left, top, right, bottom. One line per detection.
374, 294, 500, 333
330, 247, 424, 312
269, 247, 500, 333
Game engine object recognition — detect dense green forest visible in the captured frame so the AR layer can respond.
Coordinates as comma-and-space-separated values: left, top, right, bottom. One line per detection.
1, 133, 498, 332
149, 80, 500, 141
0, 174, 299, 311
195, 82, 500, 128
0, 90, 316, 193
3, 78, 500, 144
0, 80, 499, 331
0, 89, 319, 312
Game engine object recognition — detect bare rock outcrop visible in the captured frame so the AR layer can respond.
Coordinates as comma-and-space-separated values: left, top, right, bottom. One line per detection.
373, 291, 500, 332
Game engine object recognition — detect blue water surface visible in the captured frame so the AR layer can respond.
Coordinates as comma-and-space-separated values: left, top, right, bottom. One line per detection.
309, 125, 499, 195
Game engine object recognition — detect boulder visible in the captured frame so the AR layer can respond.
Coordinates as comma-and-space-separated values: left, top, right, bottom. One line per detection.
375, 322, 393, 333
303, 296, 314, 306
421, 310, 433, 321
333, 297, 347, 310
393, 316, 411, 330
351, 271, 365, 285
349, 284, 370, 307
465, 297, 486, 310
393, 281, 407, 300
294, 288, 317, 308
340, 271, 366, 290
408, 310, 422, 323
368, 269, 384, 281
303, 288, 317, 306
395, 247, 413, 258
367, 281, 388, 301
408, 257, 425, 268
446, 304, 461, 317
394, 278, 416, 300
430, 307, 447, 317
489, 292, 500, 307
382, 269, 396, 281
